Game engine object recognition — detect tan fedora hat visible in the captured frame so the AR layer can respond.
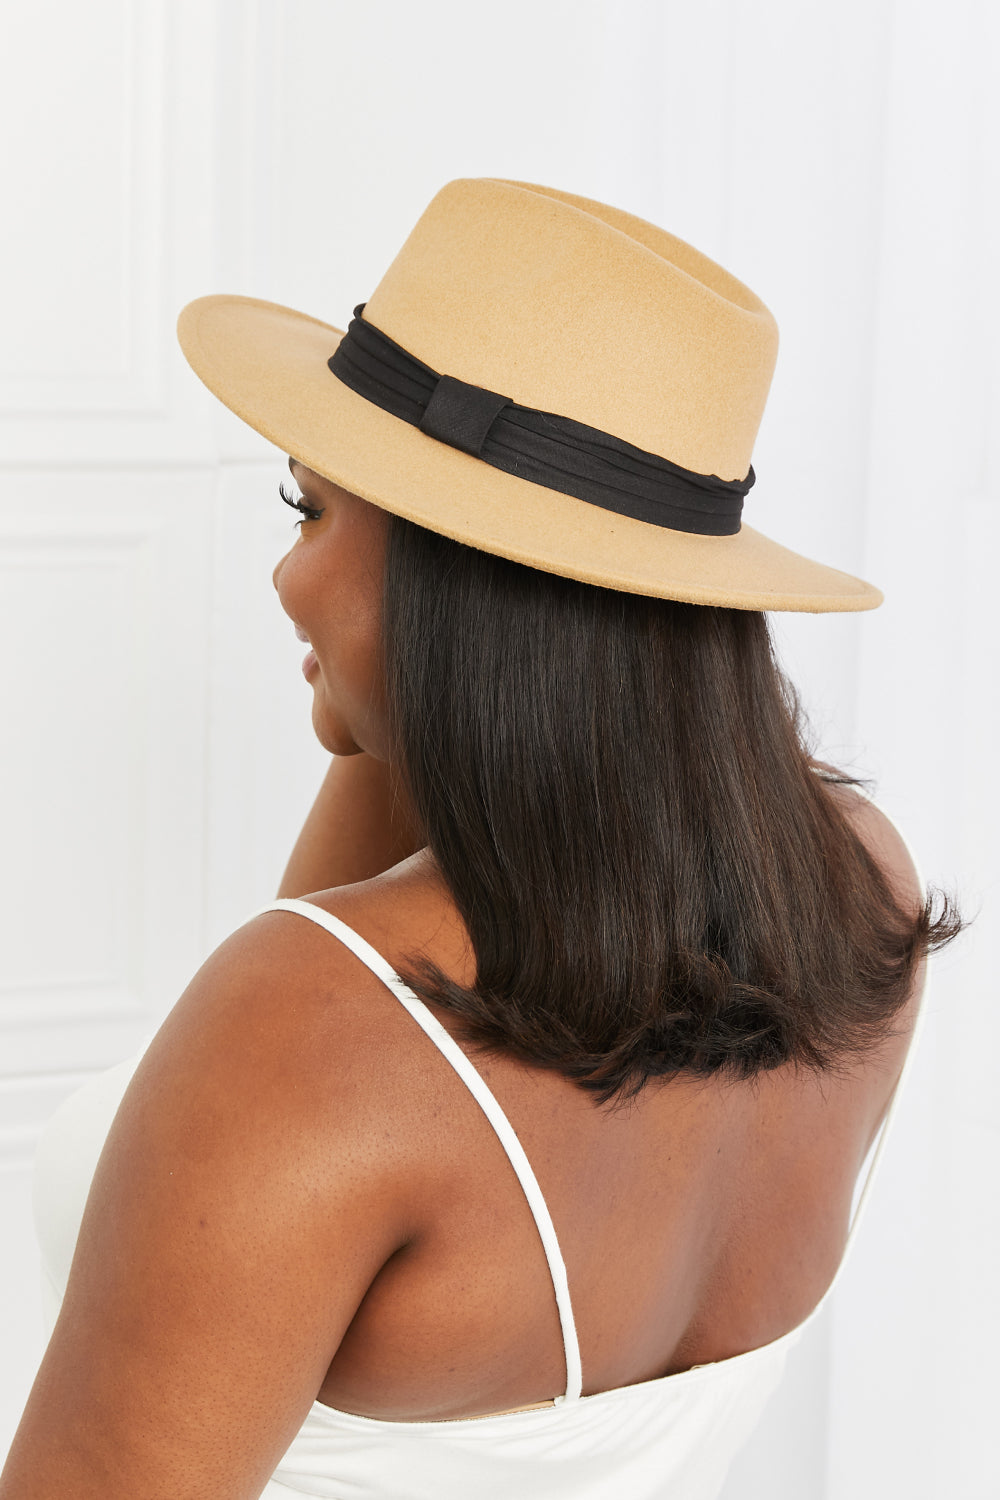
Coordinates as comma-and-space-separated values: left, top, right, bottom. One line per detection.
177, 178, 881, 612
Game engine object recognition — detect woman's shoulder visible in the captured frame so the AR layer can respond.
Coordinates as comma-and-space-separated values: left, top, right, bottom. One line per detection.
10, 874, 445, 1500
156, 850, 467, 1140
809, 765, 928, 1090
811, 764, 924, 916
95, 851, 468, 1266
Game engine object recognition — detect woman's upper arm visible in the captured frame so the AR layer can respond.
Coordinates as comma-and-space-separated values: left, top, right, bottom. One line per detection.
0, 916, 414, 1500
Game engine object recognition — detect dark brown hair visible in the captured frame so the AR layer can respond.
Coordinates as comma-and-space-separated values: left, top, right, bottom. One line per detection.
381, 514, 961, 1104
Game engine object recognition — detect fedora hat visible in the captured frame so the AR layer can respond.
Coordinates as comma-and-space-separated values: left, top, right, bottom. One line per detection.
177, 178, 881, 612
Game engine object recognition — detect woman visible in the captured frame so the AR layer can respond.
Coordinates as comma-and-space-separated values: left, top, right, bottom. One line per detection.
1, 179, 959, 1498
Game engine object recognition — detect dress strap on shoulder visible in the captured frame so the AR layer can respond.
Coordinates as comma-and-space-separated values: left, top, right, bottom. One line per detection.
248, 896, 584, 1404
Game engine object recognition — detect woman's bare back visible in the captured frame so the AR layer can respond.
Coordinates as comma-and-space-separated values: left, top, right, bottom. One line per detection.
287, 785, 926, 1421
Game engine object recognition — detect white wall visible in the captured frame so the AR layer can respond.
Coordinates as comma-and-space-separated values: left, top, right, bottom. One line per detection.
1, 2, 995, 1494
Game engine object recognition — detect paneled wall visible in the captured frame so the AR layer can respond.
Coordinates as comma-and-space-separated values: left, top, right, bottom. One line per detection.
2, 3, 995, 1496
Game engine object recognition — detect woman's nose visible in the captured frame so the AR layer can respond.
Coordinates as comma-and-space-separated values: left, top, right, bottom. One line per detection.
272, 551, 288, 593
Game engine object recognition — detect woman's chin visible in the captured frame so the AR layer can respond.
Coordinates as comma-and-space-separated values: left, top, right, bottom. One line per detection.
306, 675, 390, 759
316, 729, 364, 757
309, 700, 362, 757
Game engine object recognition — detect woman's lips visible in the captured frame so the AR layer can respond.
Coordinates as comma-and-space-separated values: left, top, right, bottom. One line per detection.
291, 623, 316, 677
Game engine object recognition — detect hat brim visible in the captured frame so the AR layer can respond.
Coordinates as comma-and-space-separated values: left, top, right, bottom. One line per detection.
177, 294, 882, 613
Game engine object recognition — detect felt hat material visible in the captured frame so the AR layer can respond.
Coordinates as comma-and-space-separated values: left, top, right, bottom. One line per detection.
177, 178, 881, 612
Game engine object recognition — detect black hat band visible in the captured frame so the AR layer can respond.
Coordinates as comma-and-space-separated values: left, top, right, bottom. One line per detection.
328, 305, 752, 537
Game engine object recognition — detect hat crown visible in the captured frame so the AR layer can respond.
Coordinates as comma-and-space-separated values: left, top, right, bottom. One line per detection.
363, 179, 778, 482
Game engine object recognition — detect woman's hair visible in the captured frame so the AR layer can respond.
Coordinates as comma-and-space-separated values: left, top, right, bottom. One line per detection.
381, 514, 962, 1105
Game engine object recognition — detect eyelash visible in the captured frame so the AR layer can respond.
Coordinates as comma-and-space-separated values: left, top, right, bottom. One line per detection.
279, 479, 325, 526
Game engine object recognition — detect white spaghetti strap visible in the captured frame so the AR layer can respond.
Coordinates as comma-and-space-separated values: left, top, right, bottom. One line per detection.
248, 896, 584, 1404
